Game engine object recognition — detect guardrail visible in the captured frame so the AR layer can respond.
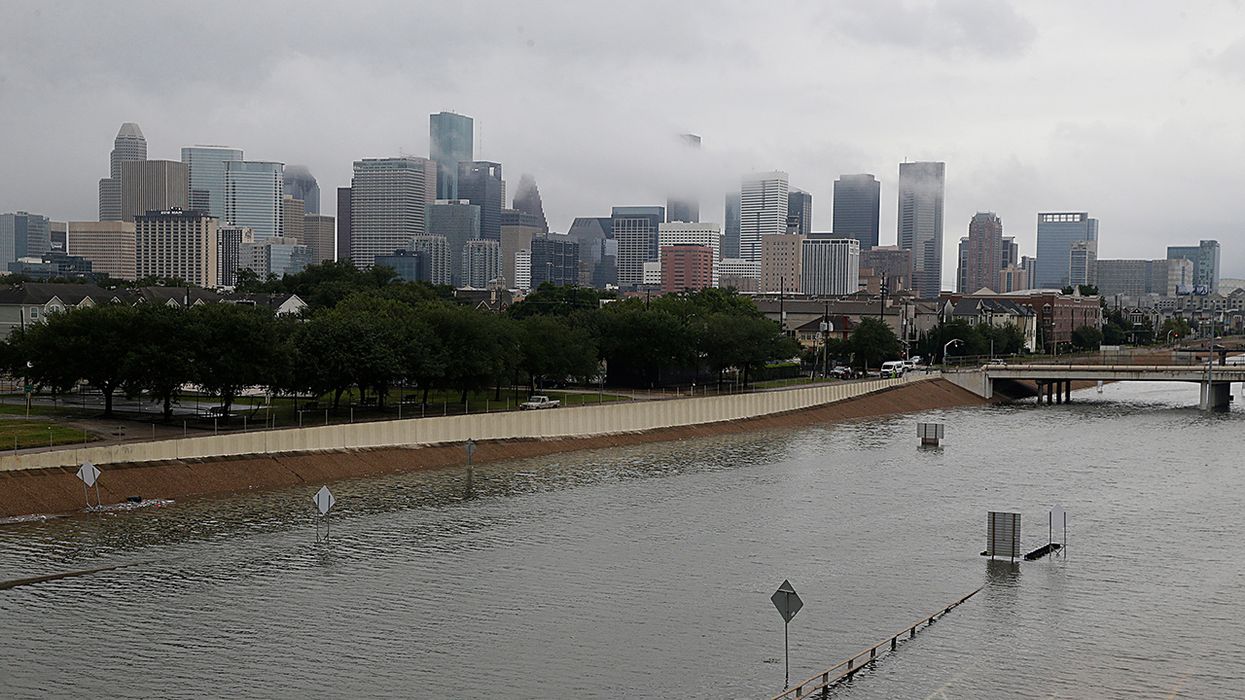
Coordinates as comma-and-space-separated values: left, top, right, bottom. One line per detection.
765, 586, 984, 700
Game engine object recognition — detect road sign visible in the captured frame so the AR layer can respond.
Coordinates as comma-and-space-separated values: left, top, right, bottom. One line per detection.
771, 579, 803, 622
76, 462, 101, 487
313, 486, 335, 515
987, 511, 1021, 560
466, 439, 476, 463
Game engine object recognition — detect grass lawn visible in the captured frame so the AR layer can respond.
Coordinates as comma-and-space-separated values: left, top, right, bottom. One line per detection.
750, 376, 839, 389
0, 420, 95, 450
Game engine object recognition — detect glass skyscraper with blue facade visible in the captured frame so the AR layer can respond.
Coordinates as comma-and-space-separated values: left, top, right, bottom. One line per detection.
182, 146, 244, 220
1034, 212, 1098, 289
430, 112, 474, 200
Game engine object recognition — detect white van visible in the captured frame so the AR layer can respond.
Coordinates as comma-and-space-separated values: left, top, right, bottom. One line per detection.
881, 361, 906, 378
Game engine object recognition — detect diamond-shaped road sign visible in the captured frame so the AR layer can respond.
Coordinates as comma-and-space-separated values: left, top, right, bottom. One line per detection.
771, 579, 803, 623
76, 462, 101, 488
313, 486, 335, 515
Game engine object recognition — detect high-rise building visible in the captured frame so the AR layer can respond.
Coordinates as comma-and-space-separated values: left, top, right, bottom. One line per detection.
302, 214, 336, 265
1069, 240, 1098, 288
181, 145, 244, 219
1034, 212, 1098, 289
501, 224, 540, 290
430, 112, 474, 200
373, 249, 425, 283
426, 199, 481, 286
999, 265, 1030, 293
718, 258, 760, 293
217, 225, 251, 287
224, 161, 284, 241
897, 162, 945, 299
801, 238, 861, 296
567, 217, 615, 288
282, 196, 305, 242
457, 161, 503, 241
1167, 240, 1221, 292
240, 236, 310, 278
514, 249, 532, 291
462, 239, 501, 288
512, 174, 548, 233
501, 208, 545, 229
348, 157, 437, 269
66, 221, 136, 280
724, 192, 741, 259
833, 174, 881, 249
660, 245, 713, 293
121, 160, 189, 222
1096, 258, 1193, 299
612, 206, 664, 288
740, 171, 789, 262
956, 237, 969, 293
786, 189, 812, 236
658, 222, 721, 286
99, 122, 147, 221
760, 233, 804, 294
0, 212, 51, 268
666, 133, 702, 223
283, 165, 320, 214
49, 222, 67, 252
408, 235, 451, 285
1002, 236, 1019, 269
859, 246, 911, 292
963, 212, 1004, 293
135, 209, 218, 287
530, 234, 579, 287
336, 187, 352, 263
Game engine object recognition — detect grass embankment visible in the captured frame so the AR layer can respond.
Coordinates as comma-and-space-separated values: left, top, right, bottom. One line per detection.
0, 421, 95, 450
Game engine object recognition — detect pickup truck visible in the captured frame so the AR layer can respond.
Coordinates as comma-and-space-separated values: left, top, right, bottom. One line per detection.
520, 395, 561, 410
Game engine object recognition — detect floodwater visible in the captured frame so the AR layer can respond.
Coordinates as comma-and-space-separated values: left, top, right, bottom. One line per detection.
1, 381, 1242, 699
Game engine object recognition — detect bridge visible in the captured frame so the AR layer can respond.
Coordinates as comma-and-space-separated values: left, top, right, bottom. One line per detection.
946, 362, 1245, 410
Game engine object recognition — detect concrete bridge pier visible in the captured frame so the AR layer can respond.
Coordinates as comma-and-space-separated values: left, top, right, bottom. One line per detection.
1200, 381, 1231, 411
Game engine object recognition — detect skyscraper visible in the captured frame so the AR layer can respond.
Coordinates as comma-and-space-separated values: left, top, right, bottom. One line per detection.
612, 206, 664, 288
530, 234, 579, 287
740, 171, 789, 263
963, 212, 1004, 293
426, 199, 481, 286
511, 174, 548, 233
724, 192, 741, 259
120, 160, 189, 222
336, 187, 352, 263
99, 122, 147, 221
134, 209, 218, 287
283, 165, 320, 214
349, 157, 437, 269
761, 233, 804, 294
0, 212, 51, 268
660, 245, 713, 293
282, 196, 305, 242
666, 133, 702, 223
217, 225, 250, 287
408, 235, 451, 285
833, 174, 881, 249
1034, 212, 1098, 289
658, 222, 721, 286
567, 216, 615, 288
430, 112, 474, 200
224, 161, 284, 241
1069, 240, 1098, 288
897, 162, 945, 299
302, 214, 336, 265
457, 161, 503, 241
1167, 240, 1220, 292
66, 221, 136, 280
462, 239, 501, 288
801, 238, 861, 296
786, 189, 812, 235
181, 145, 244, 219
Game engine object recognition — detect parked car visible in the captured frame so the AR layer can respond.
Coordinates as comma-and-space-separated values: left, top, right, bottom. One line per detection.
880, 360, 906, 378
829, 366, 855, 379
519, 395, 561, 410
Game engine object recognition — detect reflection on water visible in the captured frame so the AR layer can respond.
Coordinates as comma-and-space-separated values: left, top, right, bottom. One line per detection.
2, 381, 1244, 698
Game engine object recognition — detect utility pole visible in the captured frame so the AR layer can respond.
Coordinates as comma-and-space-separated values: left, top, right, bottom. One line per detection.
879, 272, 888, 320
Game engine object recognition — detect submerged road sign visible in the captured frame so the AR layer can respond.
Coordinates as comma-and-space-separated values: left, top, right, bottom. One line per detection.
771, 580, 803, 622
313, 486, 335, 515
76, 462, 101, 487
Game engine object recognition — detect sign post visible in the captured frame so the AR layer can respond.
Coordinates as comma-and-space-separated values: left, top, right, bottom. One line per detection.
771, 579, 804, 688
1050, 505, 1066, 555
465, 439, 477, 494
313, 485, 335, 541
76, 461, 101, 509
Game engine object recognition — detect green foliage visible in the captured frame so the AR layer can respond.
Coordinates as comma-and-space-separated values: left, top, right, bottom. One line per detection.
1158, 317, 1191, 343
187, 303, 285, 420
1070, 324, 1103, 351
850, 317, 901, 369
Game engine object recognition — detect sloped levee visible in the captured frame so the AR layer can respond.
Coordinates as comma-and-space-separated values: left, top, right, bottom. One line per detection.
0, 377, 985, 518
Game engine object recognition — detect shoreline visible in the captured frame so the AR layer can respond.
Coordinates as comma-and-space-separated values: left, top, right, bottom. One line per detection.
0, 379, 986, 519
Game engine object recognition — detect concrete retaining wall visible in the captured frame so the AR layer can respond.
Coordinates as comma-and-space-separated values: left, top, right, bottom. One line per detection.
0, 375, 934, 472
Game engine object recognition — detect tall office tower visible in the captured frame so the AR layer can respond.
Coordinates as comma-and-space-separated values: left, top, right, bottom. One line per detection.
1167, 240, 1221, 292
833, 174, 881, 249
567, 216, 615, 288
181, 145, 244, 219
530, 234, 580, 287
66, 221, 136, 280
0, 212, 51, 267
963, 212, 1005, 293
956, 237, 969, 293
786, 189, 812, 235
514, 249, 532, 291
612, 206, 664, 288
660, 245, 714, 293
302, 215, 336, 265
49, 222, 67, 252
999, 265, 1029, 293
512, 174, 548, 233
801, 238, 861, 296
283, 165, 320, 214
666, 133, 702, 223
224, 161, 284, 241
240, 237, 310, 278
336, 187, 352, 262
120, 161, 189, 222
349, 157, 437, 269
457, 161, 503, 241
1069, 240, 1098, 288
135, 209, 219, 287
430, 112, 474, 199
718, 257, 761, 293
501, 208, 545, 229
502, 222, 542, 290
658, 222, 721, 286
1158, 258, 1194, 295
761, 233, 805, 294
217, 225, 251, 287
859, 246, 912, 292
462, 239, 501, 288
282, 196, 305, 242
426, 199, 481, 286
1001, 236, 1018, 269
1034, 212, 1098, 289
739, 171, 789, 262
99, 122, 147, 221
724, 192, 741, 259
408, 235, 451, 285
373, 249, 426, 283
897, 162, 945, 298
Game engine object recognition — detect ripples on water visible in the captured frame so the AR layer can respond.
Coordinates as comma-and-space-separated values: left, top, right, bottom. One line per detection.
2, 381, 1244, 699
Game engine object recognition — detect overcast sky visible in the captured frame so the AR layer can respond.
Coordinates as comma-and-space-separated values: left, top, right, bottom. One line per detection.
2, 1, 1244, 282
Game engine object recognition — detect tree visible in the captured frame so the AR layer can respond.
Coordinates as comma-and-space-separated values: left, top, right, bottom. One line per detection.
1070, 324, 1103, 351
850, 317, 901, 371
517, 315, 597, 392
188, 303, 284, 421
126, 303, 192, 421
